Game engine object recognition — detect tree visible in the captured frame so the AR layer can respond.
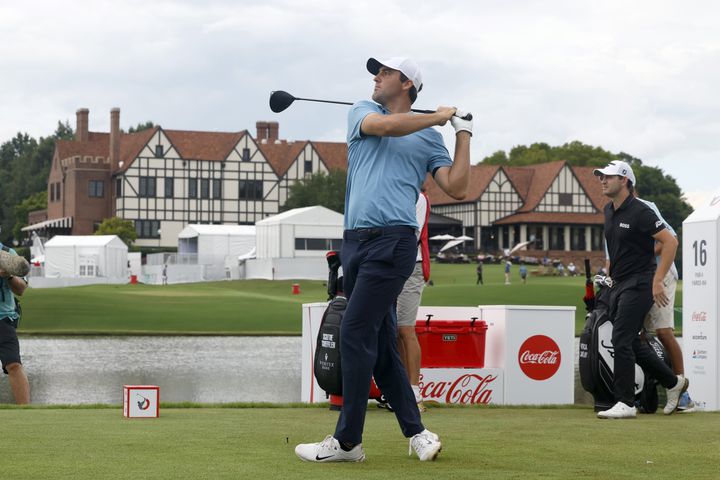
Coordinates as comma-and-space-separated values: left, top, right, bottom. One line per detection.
283, 169, 346, 213
0, 121, 73, 245
12, 191, 47, 239
127, 121, 155, 133
95, 217, 137, 246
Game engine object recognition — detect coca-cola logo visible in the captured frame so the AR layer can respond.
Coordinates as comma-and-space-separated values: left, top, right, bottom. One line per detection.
518, 335, 561, 381
691, 311, 707, 322
419, 373, 497, 405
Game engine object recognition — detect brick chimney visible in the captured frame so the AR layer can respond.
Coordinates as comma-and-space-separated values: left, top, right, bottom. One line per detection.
75, 108, 89, 142
109, 108, 121, 170
256, 121, 269, 140
267, 121, 279, 142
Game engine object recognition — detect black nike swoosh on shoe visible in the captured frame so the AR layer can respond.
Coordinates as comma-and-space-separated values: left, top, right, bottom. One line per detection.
315, 455, 336, 461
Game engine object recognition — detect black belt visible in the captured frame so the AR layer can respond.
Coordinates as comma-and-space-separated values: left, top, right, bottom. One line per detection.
344, 226, 415, 242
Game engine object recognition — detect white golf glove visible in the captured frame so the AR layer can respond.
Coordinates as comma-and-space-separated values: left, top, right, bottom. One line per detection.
451, 110, 473, 136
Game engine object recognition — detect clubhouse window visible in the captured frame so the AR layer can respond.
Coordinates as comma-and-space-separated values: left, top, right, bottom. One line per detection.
139, 176, 156, 198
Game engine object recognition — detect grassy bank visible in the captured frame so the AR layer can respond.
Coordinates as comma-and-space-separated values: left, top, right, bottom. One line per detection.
0, 405, 715, 479
18, 264, 682, 335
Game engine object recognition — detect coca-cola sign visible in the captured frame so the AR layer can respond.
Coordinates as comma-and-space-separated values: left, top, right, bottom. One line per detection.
418, 370, 502, 405
518, 335, 561, 381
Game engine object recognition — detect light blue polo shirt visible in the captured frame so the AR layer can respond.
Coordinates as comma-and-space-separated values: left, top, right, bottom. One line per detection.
0, 243, 22, 321
344, 101, 452, 230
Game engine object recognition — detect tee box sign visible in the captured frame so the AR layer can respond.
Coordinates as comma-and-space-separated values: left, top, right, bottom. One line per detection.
123, 385, 160, 418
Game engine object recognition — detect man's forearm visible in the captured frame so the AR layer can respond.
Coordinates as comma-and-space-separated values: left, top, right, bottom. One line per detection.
8, 276, 27, 296
654, 240, 678, 283
445, 133, 471, 198
362, 112, 448, 137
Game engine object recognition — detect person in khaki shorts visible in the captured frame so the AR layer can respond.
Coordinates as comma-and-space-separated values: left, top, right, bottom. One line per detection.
396, 191, 431, 413
637, 198, 695, 412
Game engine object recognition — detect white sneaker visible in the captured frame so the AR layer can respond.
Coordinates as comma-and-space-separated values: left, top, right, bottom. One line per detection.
597, 401, 637, 419
664, 376, 689, 415
409, 429, 442, 461
295, 435, 365, 463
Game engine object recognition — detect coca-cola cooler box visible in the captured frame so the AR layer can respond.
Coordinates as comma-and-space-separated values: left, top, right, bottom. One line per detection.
415, 315, 488, 368
302, 303, 573, 406
480, 305, 575, 405
302, 303, 504, 405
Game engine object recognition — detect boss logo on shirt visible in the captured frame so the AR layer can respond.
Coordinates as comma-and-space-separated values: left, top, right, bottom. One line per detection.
619, 223, 630, 229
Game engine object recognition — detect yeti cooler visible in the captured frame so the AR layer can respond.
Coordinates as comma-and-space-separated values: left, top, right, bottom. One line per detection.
415, 316, 488, 368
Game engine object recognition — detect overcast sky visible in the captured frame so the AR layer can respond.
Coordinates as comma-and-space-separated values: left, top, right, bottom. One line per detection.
2, 1, 718, 208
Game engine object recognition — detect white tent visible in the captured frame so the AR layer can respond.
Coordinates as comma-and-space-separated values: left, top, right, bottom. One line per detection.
177, 224, 256, 265
255, 206, 344, 259
44, 235, 128, 279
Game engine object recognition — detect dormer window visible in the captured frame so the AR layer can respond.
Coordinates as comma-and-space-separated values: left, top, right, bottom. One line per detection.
155, 144, 164, 157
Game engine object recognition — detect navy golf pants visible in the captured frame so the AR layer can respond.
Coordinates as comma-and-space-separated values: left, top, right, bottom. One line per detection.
609, 273, 678, 406
334, 226, 425, 445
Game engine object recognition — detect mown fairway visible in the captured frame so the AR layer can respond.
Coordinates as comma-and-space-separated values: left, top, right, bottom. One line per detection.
0, 405, 715, 479
19, 264, 682, 335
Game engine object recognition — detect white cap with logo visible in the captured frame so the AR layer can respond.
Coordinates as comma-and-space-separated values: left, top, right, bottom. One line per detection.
593, 160, 636, 185
367, 57, 423, 92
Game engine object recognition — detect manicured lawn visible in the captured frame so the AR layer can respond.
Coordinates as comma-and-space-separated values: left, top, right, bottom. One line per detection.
18, 264, 682, 335
0, 405, 715, 479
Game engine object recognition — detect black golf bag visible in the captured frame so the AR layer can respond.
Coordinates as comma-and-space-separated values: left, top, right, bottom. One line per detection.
314, 251, 344, 396
579, 280, 671, 413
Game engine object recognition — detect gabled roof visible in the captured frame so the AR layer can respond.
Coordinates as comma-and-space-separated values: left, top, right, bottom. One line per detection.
117, 127, 159, 172
312, 141, 348, 172
45, 234, 128, 247
425, 164, 501, 205
257, 141, 309, 177
163, 129, 247, 162
504, 166, 535, 201
256, 205, 343, 225
513, 160, 566, 212
573, 166, 608, 211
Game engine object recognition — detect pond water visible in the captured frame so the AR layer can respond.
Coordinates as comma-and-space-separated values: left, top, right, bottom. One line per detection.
0, 336, 595, 405
0, 336, 301, 404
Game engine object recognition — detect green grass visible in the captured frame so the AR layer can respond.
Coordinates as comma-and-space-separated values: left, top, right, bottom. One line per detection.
0, 406, 716, 479
19, 264, 683, 335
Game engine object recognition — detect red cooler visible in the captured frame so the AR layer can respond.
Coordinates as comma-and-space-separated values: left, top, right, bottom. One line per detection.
416, 316, 488, 368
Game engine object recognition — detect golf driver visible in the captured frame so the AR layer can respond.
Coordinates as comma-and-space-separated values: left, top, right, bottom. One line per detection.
269, 90, 472, 121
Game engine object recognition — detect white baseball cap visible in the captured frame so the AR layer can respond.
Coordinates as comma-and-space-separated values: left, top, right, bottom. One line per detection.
593, 160, 636, 185
367, 57, 423, 92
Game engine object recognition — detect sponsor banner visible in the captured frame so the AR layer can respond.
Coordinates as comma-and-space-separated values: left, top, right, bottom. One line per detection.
419, 368, 503, 405
682, 213, 718, 411
480, 305, 575, 405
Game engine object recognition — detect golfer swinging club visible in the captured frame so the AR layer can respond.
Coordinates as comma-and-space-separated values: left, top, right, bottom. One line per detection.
295, 57, 472, 462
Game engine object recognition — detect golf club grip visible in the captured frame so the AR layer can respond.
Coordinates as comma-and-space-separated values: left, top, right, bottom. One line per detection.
584, 259, 591, 280
412, 108, 473, 121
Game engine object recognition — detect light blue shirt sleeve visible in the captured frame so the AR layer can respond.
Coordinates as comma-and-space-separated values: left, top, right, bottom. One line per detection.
347, 101, 382, 143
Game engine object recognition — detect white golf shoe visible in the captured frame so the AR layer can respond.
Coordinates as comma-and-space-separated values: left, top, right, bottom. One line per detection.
664, 376, 689, 415
409, 429, 442, 461
597, 401, 637, 419
295, 435, 365, 463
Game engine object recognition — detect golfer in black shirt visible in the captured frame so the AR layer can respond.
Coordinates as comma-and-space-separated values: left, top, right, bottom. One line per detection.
594, 160, 687, 419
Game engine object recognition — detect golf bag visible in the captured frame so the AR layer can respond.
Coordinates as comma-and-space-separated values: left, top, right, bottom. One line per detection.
313, 251, 384, 406
579, 278, 671, 413
314, 251, 344, 395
